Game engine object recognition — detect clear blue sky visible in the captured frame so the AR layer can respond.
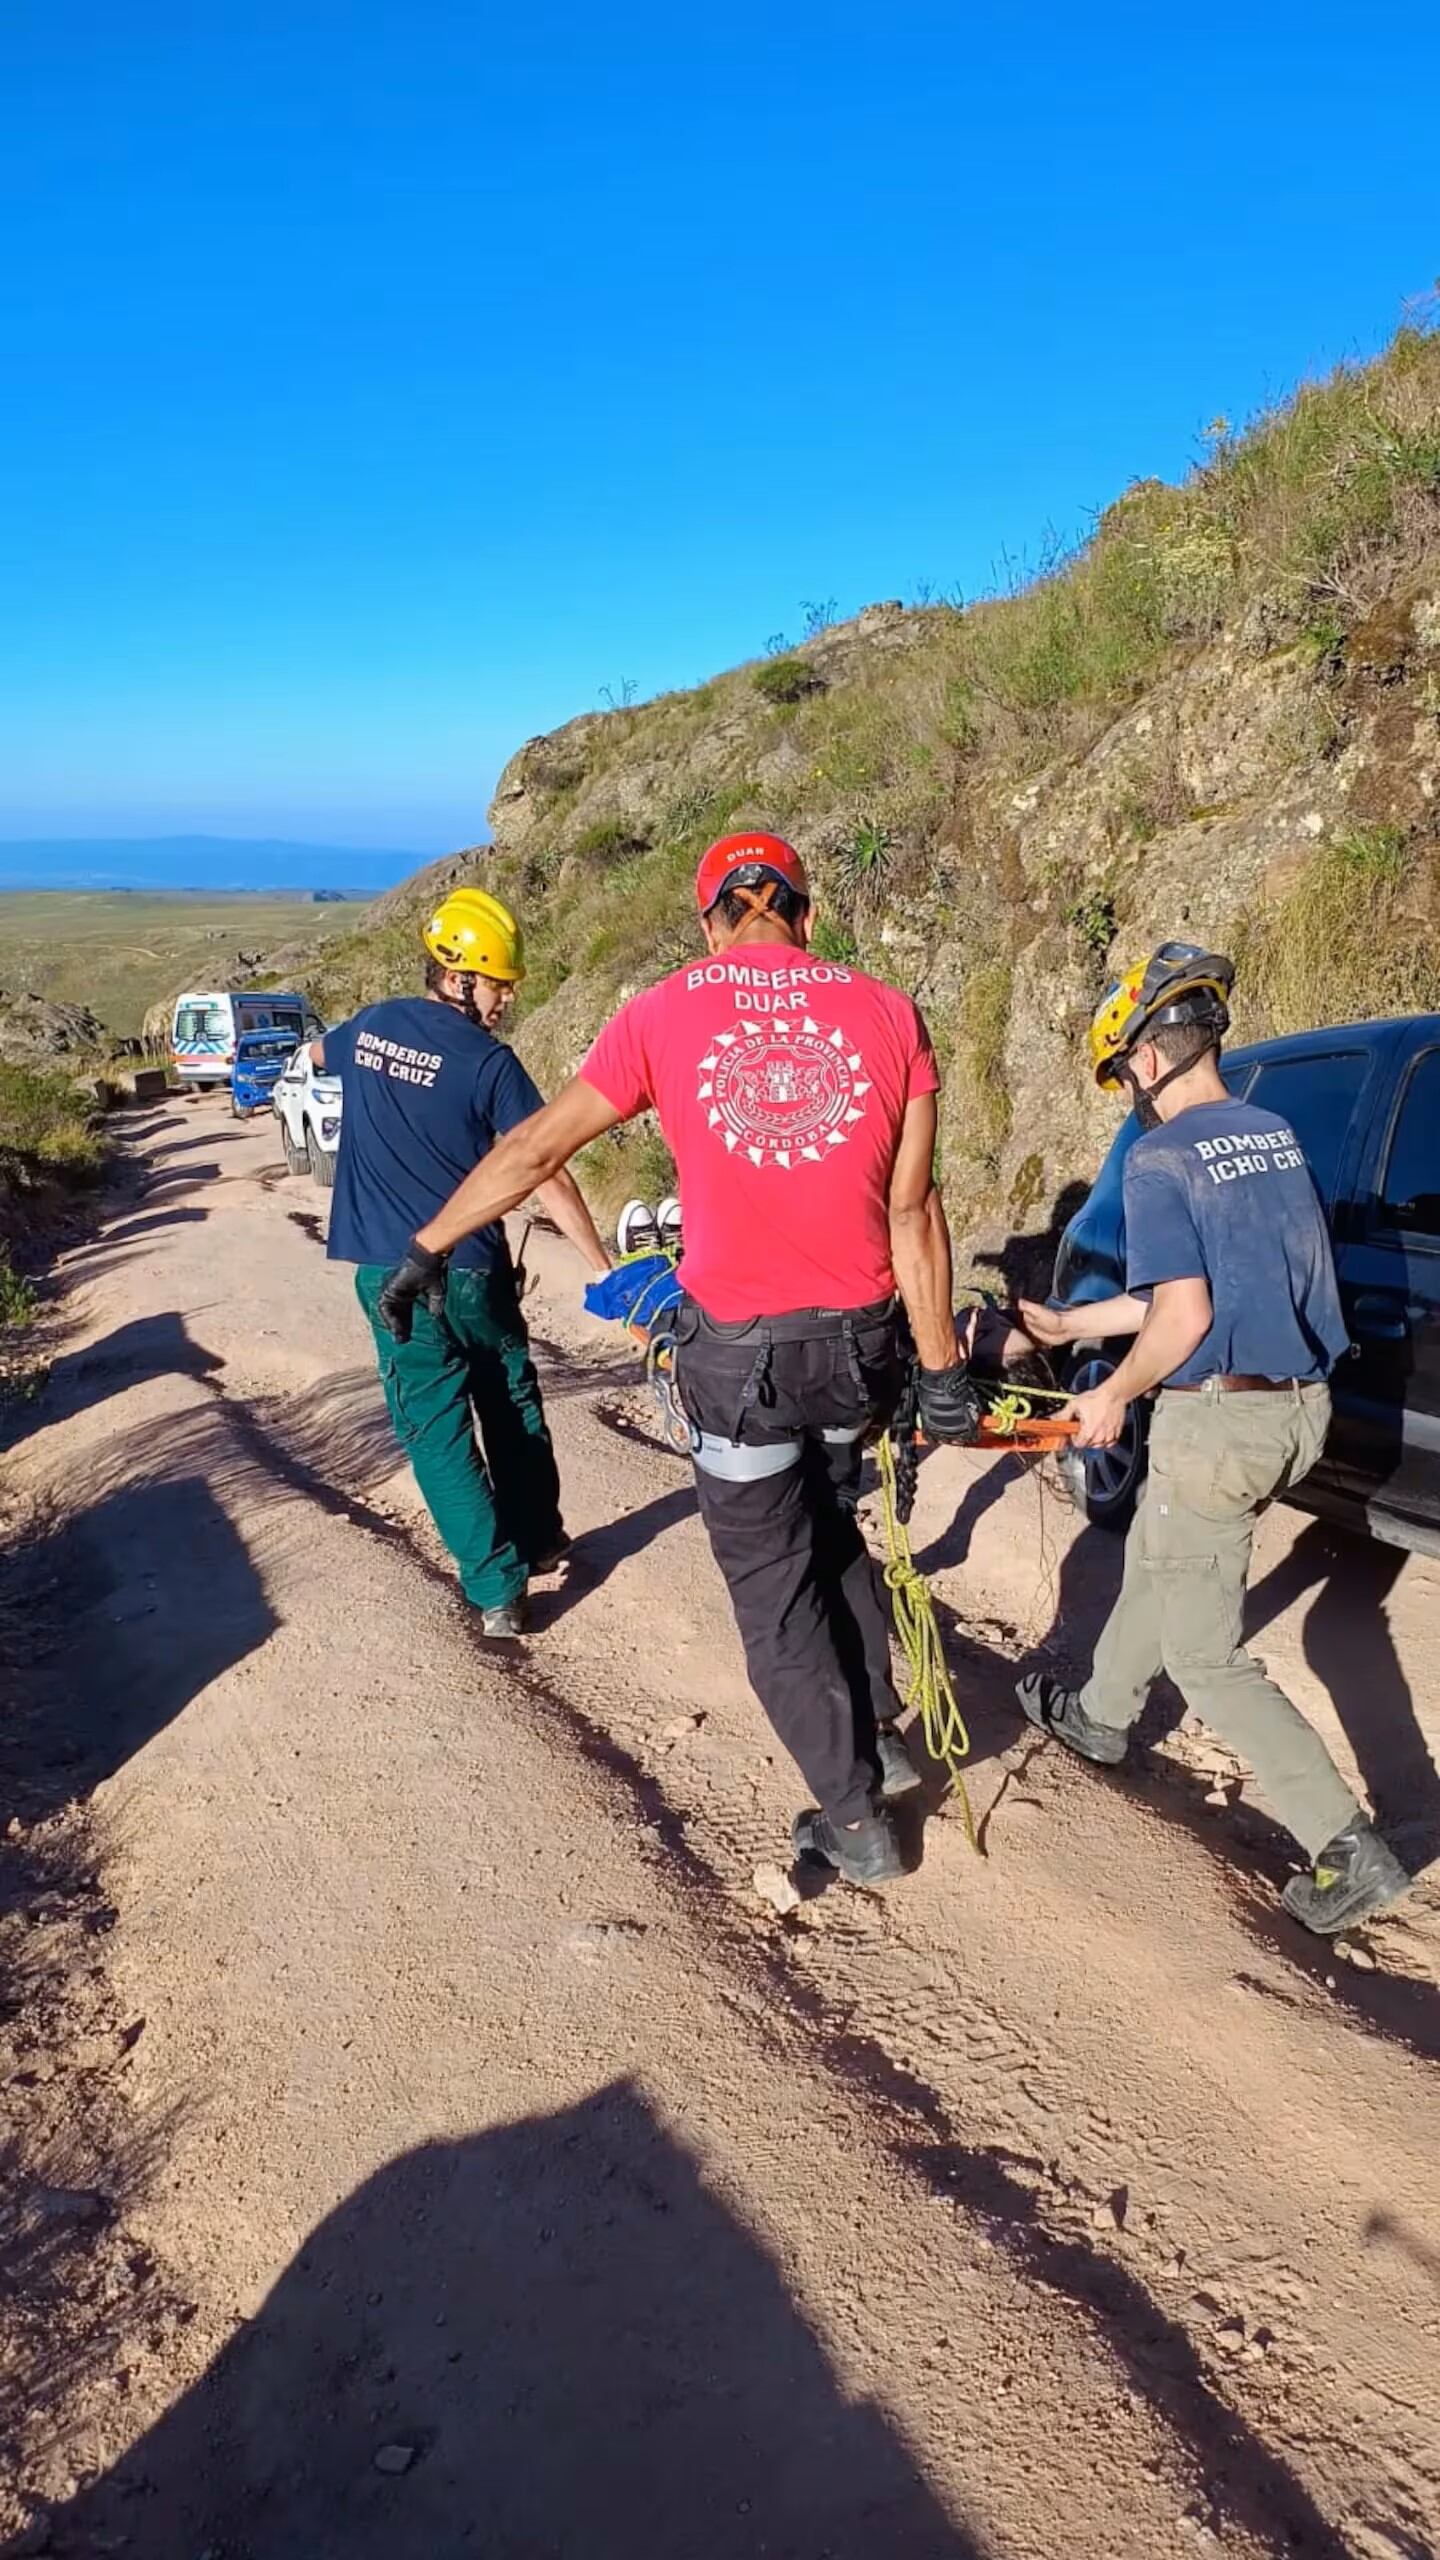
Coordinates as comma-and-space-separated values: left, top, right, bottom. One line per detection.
3, 1, 1437, 853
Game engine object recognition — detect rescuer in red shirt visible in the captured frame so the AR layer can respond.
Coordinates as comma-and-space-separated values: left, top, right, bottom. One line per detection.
376, 834, 978, 1888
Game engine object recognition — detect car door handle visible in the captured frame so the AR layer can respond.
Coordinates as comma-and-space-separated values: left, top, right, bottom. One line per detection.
1351, 1291, 1413, 1341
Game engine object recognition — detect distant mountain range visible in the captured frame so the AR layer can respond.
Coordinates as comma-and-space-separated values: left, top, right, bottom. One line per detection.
0, 837, 426, 895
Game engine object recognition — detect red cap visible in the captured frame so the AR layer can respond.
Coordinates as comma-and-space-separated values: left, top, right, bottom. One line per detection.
695, 831, 810, 917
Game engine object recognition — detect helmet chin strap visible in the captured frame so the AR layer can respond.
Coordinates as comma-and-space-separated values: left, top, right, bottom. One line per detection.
1120, 1035, 1216, 1129
439, 974, 483, 1024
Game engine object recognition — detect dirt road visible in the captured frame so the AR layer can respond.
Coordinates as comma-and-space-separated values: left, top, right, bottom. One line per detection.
3, 1096, 1438, 2558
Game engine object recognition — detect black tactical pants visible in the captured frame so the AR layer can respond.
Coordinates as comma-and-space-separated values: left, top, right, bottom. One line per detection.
673, 1297, 904, 1826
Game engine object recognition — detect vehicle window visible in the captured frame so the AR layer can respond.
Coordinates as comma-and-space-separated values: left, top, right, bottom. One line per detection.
1220, 1060, 1255, 1099
1243, 1051, 1368, 1206
1378, 1048, 1440, 1239
240, 1036, 292, 1061
175, 1004, 227, 1041
238, 1000, 304, 1036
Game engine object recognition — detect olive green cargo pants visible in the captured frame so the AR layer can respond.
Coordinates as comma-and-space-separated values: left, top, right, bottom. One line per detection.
1082, 1382, 1359, 1856
355, 1260, 563, 1613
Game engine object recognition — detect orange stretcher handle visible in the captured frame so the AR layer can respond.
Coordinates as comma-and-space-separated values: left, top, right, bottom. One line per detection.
975, 1413, 1079, 1450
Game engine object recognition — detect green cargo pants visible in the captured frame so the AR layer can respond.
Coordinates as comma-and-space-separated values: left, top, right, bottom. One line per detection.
1082, 1381, 1359, 1857
355, 1260, 564, 1613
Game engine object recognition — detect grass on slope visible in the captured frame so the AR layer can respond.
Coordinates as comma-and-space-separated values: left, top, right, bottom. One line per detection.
0, 893, 350, 1037
0, 1061, 104, 1361
265, 325, 1440, 1218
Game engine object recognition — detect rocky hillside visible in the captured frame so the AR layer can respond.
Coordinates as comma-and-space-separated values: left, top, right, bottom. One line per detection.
289, 325, 1440, 1258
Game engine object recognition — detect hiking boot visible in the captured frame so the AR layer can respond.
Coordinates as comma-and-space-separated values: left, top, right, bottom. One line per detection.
876, 1724, 922, 1801
1015, 1671, 1129, 1766
792, 1807, 905, 1887
476, 1594, 528, 1640
1281, 1820, 1411, 1937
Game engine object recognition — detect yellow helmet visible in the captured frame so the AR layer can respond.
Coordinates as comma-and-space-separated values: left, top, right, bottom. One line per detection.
422, 886, 525, 983
1088, 941, 1234, 1087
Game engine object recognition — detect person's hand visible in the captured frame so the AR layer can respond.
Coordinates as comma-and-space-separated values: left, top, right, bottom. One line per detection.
1017, 1297, 1075, 1351
1061, 1379, 1130, 1448
916, 1362, 983, 1445
376, 1240, 449, 1343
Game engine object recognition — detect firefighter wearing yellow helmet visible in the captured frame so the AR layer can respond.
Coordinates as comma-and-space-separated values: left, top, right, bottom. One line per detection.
1016, 939, 1410, 1936
310, 881, 610, 1635
422, 885, 526, 983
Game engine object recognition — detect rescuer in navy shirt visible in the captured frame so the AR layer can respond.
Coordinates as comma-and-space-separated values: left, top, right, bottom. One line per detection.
1016, 942, 1410, 1938
315, 886, 609, 1636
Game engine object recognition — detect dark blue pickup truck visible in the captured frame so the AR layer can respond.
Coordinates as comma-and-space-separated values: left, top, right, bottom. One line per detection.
1050, 1014, 1440, 1555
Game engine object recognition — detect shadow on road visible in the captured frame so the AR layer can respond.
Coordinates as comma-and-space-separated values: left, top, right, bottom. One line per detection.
0, 1469, 275, 1827
70, 1207, 210, 1252
46, 2083, 985, 2560
1247, 1519, 1440, 1872
0, 1313, 226, 1455
530, 1486, 697, 1627
905, 1493, 1440, 2061
901, 2134, 1358, 2560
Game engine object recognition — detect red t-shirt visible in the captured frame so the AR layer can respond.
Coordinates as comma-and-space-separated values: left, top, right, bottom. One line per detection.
580, 946, 940, 1319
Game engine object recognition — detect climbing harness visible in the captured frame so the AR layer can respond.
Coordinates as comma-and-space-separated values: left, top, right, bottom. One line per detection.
592, 1233, 1081, 1853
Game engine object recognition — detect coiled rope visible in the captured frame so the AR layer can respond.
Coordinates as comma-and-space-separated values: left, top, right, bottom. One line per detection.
877, 1428, 978, 1851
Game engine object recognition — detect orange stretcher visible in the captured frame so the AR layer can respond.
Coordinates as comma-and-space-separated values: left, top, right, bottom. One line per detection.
974, 1410, 1080, 1452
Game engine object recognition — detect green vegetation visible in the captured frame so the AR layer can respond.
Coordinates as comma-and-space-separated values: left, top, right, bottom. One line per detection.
953, 958, 1014, 1173
752, 656, 823, 705
222, 321, 1440, 1244
572, 816, 650, 862
576, 1117, 677, 1222
0, 1063, 102, 1377
1064, 888, 1118, 960
0, 1062, 103, 1176
952, 328, 1440, 746
810, 913, 859, 965
0, 892, 346, 1036
837, 820, 893, 891
1234, 826, 1440, 1038
0, 1245, 37, 1334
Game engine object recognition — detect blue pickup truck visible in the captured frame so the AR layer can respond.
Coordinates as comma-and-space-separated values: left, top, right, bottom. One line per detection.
1049, 1014, 1440, 1556
230, 1026, 302, 1118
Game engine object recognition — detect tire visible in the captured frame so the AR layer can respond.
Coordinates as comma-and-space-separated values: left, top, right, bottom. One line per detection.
1062, 1344, 1150, 1532
280, 1118, 308, 1177
231, 1094, 248, 1120
306, 1126, 336, 1189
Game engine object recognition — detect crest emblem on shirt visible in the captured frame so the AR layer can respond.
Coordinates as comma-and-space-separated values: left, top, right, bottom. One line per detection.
697, 1018, 871, 1168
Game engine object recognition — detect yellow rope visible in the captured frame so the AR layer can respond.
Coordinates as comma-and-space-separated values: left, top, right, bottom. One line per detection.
983, 1388, 1033, 1436
876, 1431, 978, 1852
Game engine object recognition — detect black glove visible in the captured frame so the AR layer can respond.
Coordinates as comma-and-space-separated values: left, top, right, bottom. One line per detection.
376, 1239, 449, 1344
916, 1361, 982, 1445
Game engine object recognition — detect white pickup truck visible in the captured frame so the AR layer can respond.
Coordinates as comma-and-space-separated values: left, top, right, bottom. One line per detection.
273, 1045, 344, 1188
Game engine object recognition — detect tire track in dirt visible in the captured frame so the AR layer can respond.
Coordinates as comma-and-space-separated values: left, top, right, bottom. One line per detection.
2, 1100, 1436, 2557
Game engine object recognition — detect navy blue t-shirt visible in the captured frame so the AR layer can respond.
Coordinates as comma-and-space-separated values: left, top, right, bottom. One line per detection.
323, 995, 543, 1271
1123, 1098, 1350, 1386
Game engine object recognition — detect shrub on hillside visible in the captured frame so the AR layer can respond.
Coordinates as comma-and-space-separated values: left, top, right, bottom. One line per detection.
752, 656, 824, 705
1233, 826, 1440, 1037
0, 1063, 102, 1176
572, 816, 651, 863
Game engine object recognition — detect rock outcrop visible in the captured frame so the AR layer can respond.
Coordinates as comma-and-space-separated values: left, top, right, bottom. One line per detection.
265, 327, 1440, 1250
0, 990, 107, 1068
